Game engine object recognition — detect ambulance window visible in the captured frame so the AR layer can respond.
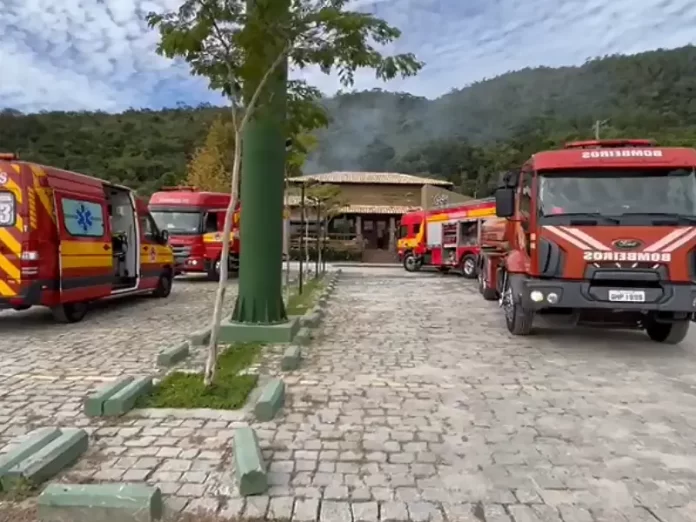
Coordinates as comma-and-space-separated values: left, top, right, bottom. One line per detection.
413, 223, 420, 234
62, 198, 105, 237
398, 225, 408, 238
0, 192, 16, 227
140, 215, 158, 241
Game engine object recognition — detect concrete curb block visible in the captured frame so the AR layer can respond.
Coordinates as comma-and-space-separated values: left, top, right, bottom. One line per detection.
254, 379, 285, 422
189, 327, 211, 346
38, 483, 163, 522
103, 377, 153, 417
233, 427, 267, 496
84, 377, 134, 418
0, 428, 62, 491
2, 429, 88, 490
281, 345, 302, 371
156, 341, 190, 367
300, 310, 321, 328
294, 327, 311, 346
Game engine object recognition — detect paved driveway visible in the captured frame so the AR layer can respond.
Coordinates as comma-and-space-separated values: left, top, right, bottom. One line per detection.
262, 267, 696, 522
0, 276, 235, 448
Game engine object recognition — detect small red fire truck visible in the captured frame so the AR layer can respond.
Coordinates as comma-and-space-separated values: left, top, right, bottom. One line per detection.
397, 198, 496, 278
148, 187, 240, 280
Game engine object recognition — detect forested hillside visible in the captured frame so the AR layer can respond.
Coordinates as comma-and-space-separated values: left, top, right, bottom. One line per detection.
2, 45, 696, 196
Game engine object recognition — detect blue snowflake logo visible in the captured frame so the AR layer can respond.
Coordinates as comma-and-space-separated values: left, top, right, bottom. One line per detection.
75, 204, 93, 232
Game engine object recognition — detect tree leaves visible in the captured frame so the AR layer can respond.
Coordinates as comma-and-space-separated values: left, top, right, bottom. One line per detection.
147, 0, 423, 124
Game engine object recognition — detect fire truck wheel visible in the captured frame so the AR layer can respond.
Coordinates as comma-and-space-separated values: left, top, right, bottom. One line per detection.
478, 265, 499, 300
460, 254, 477, 279
51, 302, 88, 323
502, 278, 534, 335
645, 319, 690, 344
152, 272, 173, 298
403, 253, 421, 272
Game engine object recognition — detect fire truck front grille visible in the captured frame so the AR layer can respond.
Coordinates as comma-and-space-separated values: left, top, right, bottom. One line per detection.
171, 246, 191, 263
590, 261, 658, 270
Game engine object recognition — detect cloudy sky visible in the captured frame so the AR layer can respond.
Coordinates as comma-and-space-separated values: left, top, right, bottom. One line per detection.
1, 0, 695, 113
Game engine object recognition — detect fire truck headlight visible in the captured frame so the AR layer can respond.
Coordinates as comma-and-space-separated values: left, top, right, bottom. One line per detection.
547, 292, 559, 304
530, 290, 544, 302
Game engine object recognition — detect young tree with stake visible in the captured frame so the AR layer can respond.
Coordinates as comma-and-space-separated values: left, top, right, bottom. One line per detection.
147, 0, 422, 387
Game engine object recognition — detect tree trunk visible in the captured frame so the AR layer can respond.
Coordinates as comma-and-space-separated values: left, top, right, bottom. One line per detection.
204, 129, 242, 386
231, 77, 288, 321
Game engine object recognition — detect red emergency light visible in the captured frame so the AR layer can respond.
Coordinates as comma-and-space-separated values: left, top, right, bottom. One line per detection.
0, 152, 18, 160
564, 139, 656, 149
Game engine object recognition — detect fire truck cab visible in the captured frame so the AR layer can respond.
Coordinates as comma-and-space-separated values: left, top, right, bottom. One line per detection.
479, 139, 696, 344
397, 199, 496, 278
148, 187, 240, 280
0, 154, 175, 323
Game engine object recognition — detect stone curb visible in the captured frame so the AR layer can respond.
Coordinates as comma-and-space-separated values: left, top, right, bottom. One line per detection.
293, 326, 312, 346
1, 428, 88, 491
103, 377, 153, 417
254, 379, 285, 422
37, 483, 163, 522
234, 427, 267, 496
0, 428, 61, 491
189, 327, 211, 346
281, 345, 302, 371
156, 341, 190, 367
84, 377, 134, 418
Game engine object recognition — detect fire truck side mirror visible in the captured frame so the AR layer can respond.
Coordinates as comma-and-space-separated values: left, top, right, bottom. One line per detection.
159, 229, 169, 244
495, 187, 515, 218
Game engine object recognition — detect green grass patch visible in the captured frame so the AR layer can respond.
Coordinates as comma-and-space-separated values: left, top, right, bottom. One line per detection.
138, 343, 261, 410
0, 477, 35, 502
286, 276, 325, 316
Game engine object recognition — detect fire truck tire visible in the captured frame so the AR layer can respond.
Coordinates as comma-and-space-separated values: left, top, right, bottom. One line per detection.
478, 263, 499, 300
460, 254, 477, 279
403, 253, 421, 272
645, 319, 690, 344
152, 273, 173, 298
51, 302, 88, 323
503, 277, 534, 335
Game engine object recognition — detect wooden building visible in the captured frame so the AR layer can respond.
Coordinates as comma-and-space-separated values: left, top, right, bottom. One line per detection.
286, 171, 469, 262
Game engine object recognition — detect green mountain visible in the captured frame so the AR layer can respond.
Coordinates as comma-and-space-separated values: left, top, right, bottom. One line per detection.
2, 45, 696, 196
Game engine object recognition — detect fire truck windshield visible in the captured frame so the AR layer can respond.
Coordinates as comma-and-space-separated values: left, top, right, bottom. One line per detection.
538, 168, 696, 223
150, 210, 202, 235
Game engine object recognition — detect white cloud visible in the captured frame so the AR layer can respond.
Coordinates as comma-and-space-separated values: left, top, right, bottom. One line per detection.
1, 0, 695, 112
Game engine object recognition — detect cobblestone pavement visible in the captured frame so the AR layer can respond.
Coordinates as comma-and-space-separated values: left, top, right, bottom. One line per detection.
254, 267, 696, 522
6, 267, 696, 522
0, 276, 237, 449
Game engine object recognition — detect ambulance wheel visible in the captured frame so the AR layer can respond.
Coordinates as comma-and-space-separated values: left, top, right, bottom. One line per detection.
152, 272, 173, 298
460, 254, 477, 279
645, 319, 689, 345
51, 302, 88, 323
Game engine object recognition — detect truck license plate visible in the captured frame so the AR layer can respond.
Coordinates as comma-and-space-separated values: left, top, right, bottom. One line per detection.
608, 289, 645, 302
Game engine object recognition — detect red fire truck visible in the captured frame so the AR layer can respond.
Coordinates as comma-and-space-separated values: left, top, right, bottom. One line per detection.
479, 139, 696, 344
397, 198, 496, 278
148, 187, 240, 280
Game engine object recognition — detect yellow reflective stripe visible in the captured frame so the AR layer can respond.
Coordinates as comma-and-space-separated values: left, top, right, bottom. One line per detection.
0, 280, 15, 296
0, 229, 20, 255
0, 252, 19, 280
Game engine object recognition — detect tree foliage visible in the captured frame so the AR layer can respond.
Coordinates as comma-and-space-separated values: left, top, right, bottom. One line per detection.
185, 116, 235, 191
